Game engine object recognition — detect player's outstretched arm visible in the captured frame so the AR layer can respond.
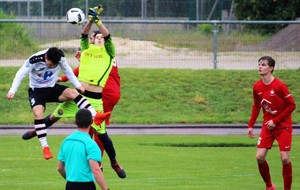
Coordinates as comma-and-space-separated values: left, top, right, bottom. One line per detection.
82, 21, 93, 36
6, 92, 14, 100
88, 6, 109, 37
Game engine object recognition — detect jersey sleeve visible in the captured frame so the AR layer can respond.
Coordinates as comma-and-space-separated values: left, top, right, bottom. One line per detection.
86, 141, 101, 162
8, 60, 32, 94
104, 35, 115, 58
248, 85, 261, 128
57, 143, 65, 162
272, 83, 296, 124
59, 57, 81, 88
60, 67, 79, 82
80, 34, 89, 51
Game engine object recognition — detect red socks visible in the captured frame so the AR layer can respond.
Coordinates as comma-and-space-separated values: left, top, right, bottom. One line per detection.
282, 162, 292, 190
258, 160, 273, 187
258, 160, 292, 189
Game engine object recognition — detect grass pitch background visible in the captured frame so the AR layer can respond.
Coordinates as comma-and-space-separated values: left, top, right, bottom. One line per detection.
1, 68, 300, 124
0, 135, 299, 190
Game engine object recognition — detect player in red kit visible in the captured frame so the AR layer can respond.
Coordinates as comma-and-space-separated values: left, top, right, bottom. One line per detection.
248, 56, 296, 190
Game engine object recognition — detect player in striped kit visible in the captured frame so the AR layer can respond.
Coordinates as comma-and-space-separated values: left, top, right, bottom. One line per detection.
6, 47, 105, 160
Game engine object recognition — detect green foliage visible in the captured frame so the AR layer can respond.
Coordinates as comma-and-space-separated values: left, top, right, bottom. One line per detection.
197, 24, 214, 35
234, 0, 300, 34
1, 67, 300, 124
0, 135, 300, 189
0, 10, 38, 59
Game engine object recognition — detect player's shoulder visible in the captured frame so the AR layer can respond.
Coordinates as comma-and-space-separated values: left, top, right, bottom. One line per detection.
28, 49, 47, 64
104, 34, 112, 41
273, 77, 289, 89
253, 79, 263, 87
273, 77, 285, 84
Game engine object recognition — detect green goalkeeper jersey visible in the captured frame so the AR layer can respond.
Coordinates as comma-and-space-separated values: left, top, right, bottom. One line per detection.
79, 35, 115, 87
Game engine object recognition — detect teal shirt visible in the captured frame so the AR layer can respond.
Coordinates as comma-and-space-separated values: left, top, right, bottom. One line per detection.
58, 130, 101, 182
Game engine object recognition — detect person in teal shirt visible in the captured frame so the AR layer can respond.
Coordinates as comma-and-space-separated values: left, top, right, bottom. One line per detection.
57, 109, 109, 190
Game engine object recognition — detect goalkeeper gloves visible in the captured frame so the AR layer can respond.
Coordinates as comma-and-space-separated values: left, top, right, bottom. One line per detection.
88, 8, 97, 22
88, 8, 103, 27
93, 4, 103, 15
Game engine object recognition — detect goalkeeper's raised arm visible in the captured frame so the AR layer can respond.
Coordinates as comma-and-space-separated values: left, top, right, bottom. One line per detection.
88, 5, 109, 37
86, 4, 115, 59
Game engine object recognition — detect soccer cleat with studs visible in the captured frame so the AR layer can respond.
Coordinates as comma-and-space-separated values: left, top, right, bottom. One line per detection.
266, 183, 276, 190
43, 146, 53, 160
22, 130, 37, 140
111, 162, 126, 178
94, 111, 111, 125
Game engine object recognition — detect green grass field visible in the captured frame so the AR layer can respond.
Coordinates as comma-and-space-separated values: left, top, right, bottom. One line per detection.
0, 134, 299, 189
1, 68, 300, 124
0, 19, 298, 189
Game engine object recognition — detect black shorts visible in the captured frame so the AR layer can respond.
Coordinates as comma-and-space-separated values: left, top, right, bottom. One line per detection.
66, 181, 96, 190
28, 83, 69, 109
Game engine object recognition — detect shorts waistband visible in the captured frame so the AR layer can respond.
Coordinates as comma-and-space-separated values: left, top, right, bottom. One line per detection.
81, 90, 102, 99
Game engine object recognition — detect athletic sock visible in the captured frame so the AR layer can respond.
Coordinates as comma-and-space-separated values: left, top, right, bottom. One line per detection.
282, 162, 292, 190
94, 134, 105, 157
74, 95, 97, 117
258, 160, 272, 187
44, 114, 55, 128
89, 129, 105, 157
98, 132, 117, 164
34, 119, 48, 147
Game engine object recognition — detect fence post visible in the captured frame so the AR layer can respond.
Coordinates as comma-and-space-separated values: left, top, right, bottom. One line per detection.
213, 21, 218, 69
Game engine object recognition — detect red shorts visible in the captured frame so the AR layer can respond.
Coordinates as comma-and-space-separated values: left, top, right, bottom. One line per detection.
102, 84, 120, 112
257, 126, 292, 151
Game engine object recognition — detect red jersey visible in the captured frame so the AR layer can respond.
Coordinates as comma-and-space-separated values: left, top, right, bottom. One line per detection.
248, 78, 296, 129
102, 65, 121, 113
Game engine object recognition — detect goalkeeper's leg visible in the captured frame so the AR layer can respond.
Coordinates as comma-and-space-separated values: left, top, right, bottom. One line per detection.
98, 132, 126, 178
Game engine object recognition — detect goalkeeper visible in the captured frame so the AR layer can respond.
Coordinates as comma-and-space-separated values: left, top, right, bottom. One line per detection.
58, 32, 121, 173
22, 5, 126, 179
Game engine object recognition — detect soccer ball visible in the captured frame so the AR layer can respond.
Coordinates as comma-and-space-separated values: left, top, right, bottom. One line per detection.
66, 8, 85, 25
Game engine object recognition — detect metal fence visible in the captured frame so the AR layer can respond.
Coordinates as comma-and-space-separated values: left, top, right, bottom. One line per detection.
0, 0, 232, 20
1, 19, 300, 70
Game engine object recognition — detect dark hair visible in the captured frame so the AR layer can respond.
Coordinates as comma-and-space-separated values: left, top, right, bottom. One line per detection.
258, 56, 275, 73
46, 47, 65, 65
92, 30, 101, 38
75, 109, 92, 128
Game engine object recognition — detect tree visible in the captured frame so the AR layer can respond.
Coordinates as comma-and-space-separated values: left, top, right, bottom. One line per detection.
234, 0, 300, 34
